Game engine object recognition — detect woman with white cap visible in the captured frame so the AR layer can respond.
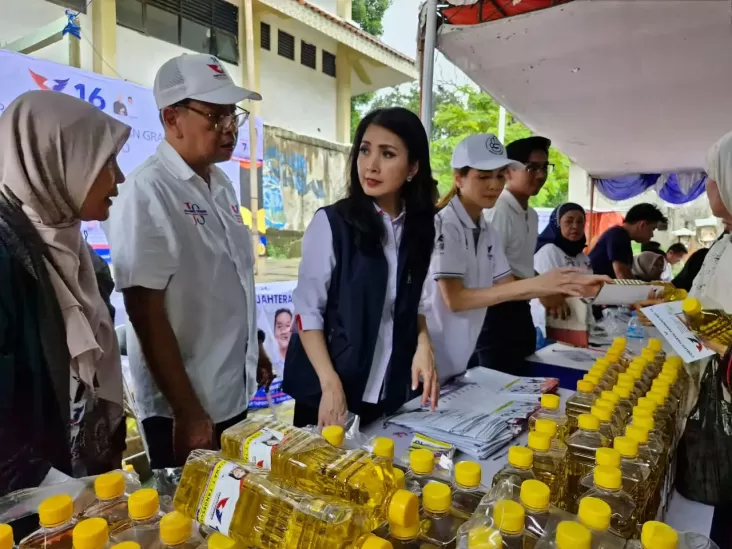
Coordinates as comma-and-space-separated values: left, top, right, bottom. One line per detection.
424, 134, 608, 381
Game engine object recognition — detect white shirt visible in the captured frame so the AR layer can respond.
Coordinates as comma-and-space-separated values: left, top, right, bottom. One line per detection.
293, 205, 424, 404
424, 196, 512, 382
660, 261, 673, 282
106, 141, 258, 424
484, 189, 538, 279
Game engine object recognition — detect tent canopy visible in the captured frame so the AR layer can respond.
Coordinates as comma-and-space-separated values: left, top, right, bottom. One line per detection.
437, 0, 732, 177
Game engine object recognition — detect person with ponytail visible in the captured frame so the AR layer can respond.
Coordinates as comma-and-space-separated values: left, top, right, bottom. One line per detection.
424, 134, 608, 380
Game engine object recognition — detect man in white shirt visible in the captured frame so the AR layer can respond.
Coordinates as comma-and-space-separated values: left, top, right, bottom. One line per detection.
106, 54, 272, 468
661, 243, 688, 281
480, 136, 551, 372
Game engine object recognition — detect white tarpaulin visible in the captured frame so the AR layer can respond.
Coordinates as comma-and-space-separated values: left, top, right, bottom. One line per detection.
437, 0, 732, 176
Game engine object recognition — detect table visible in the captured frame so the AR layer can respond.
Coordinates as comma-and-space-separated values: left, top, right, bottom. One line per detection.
363, 367, 715, 536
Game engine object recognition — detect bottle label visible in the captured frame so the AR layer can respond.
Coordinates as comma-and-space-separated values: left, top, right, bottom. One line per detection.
196, 460, 247, 536
241, 427, 286, 468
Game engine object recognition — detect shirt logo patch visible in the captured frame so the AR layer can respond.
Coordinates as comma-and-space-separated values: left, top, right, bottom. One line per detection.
231, 204, 244, 223
183, 202, 208, 226
487, 245, 494, 261
436, 233, 445, 252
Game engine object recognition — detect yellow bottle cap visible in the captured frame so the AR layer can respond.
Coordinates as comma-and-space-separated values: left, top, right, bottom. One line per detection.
596, 357, 611, 367
613, 336, 627, 347
682, 297, 702, 316
541, 393, 560, 410
648, 338, 663, 352
393, 468, 405, 489
637, 397, 658, 412
38, 494, 74, 528
527, 432, 551, 453
634, 414, 655, 432
556, 521, 591, 549
0, 524, 13, 549
667, 356, 684, 368
641, 521, 679, 549
111, 543, 141, 549
492, 500, 524, 535
372, 437, 395, 459
520, 479, 550, 511
612, 385, 631, 399
94, 472, 125, 501
507, 446, 533, 469
123, 464, 135, 473
578, 497, 612, 531
614, 436, 639, 458
647, 390, 667, 407
128, 489, 160, 521
633, 356, 650, 367
642, 348, 657, 362
577, 380, 595, 393
389, 520, 419, 542
617, 373, 634, 386
591, 404, 612, 423
322, 425, 344, 447
208, 533, 237, 549
588, 367, 605, 379
600, 391, 620, 405
534, 418, 558, 438
455, 461, 482, 488
606, 350, 621, 362
659, 371, 677, 385
595, 398, 616, 413
468, 526, 502, 549
633, 405, 653, 419
409, 448, 434, 475
73, 519, 109, 549
578, 414, 600, 432
652, 378, 671, 392
160, 512, 192, 546
583, 374, 601, 386
422, 482, 452, 514
359, 535, 393, 549
595, 448, 621, 468
627, 366, 643, 380
594, 466, 622, 490
626, 424, 650, 444
388, 489, 419, 527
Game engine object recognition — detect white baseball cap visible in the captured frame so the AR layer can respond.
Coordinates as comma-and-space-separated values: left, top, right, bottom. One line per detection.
153, 53, 262, 109
451, 134, 524, 171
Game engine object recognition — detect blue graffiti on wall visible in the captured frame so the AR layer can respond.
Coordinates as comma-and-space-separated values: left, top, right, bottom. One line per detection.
262, 145, 326, 229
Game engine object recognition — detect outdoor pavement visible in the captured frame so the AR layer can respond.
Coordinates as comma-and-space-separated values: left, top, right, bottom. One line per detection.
254, 257, 300, 282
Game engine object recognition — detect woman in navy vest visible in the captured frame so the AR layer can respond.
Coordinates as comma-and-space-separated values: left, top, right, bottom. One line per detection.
283, 107, 440, 427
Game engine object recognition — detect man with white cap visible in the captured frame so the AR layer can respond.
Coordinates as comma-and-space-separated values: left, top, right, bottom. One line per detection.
106, 54, 272, 468
425, 134, 605, 381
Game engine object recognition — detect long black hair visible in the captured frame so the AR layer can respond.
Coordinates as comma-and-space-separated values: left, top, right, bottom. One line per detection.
335, 107, 438, 271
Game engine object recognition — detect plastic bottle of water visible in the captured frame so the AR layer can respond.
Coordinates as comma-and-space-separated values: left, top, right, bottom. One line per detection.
626, 312, 646, 355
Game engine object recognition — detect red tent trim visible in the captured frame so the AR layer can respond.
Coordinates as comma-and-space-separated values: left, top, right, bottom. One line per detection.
442, 0, 574, 25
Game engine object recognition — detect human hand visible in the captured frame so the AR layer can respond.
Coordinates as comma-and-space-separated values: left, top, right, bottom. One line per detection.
318, 378, 347, 427
412, 341, 439, 411
532, 268, 610, 298
257, 345, 275, 390
701, 337, 728, 356
540, 295, 571, 320
173, 411, 215, 462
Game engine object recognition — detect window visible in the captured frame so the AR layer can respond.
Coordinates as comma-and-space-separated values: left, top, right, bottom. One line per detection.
116, 0, 239, 64
301, 41, 316, 69
278, 30, 295, 60
261, 22, 271, 51
322, 50, 336, 77
46, 0, 87, 12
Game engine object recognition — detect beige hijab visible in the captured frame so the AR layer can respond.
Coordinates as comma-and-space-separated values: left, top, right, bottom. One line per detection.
632, 251, 665, 281
0, 90, 130, 407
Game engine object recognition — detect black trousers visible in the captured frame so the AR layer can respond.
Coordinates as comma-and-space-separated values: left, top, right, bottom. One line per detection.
472, 300, 537, 375
293, 400, 387, 429
142, 409, 248, 470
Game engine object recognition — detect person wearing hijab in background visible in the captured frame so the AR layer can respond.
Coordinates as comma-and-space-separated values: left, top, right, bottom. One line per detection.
631, 250, 666, 282
0, 90, 129, 498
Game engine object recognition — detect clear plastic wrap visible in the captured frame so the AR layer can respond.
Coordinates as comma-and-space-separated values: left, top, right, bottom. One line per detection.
532, 507, 625, 549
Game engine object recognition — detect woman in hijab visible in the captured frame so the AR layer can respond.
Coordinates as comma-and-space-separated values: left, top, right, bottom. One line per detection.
0, 90, 130, 497
631, 251, 666, 282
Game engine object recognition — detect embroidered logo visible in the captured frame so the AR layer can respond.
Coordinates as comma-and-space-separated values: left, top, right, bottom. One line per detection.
231, 204, 244, 223
486, 135, 505, 155
183, 202, 208, 226
487, 244, 494, 261
436, 233, 445, 252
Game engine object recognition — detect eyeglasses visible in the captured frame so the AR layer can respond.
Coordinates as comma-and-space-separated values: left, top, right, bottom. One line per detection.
525, 162, 555, 174
176, 103, 250, 131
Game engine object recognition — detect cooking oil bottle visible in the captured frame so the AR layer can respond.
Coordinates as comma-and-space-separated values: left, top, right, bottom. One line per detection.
682, 297, 732, 347
406, 449, 440, 491
616, 374, 642, 404
575, 497, 629, 549
605, 349, 625, 373
527, 433, 564, 505
72, 519, 108, 549
419, 482, 465, 548
611, 385, 634, 422
534, 419, 565, 450
579, 467, 636, 539
452, 462, 487, 518
537, 521, 592, 549
613, 436, 651, 523
1, 524, 14, 549
647, 386, 676, 440
519, 480, 551, 549
528, 394, 569, 441
565, 381, 598, 434
624, 425, 663, 522
577, 448, 621, 500
456, 522, 503, 549
322, 426, 345, 448
491, 447, 536, 499
630, 408, 666, 453
19, 494, 76, 549
80, 472, 130, 531
638, 521, 679, 549
492, 500, 525, 549
206, 533, 238, 549
583, 373, 610, 392
627, 362, 652, 394
564, 414, 609, 514
590, 403, 618, 444
220, 418, 398, 524
158, 513, 203, 549
385, 495, 420, 549
372, 438, 407, 471
110, 488, 162, 545
174, 450, 417, 548
664, 358, 690, 413
656, 370, 683, 413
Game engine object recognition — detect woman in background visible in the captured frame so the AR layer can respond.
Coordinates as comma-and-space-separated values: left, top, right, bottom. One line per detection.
631, 250, 666, 281
284, 107, 439, 427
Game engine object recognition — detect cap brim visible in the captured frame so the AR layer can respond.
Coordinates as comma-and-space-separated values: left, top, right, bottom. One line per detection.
189, 84, 262, 105
467, 159, 525, 171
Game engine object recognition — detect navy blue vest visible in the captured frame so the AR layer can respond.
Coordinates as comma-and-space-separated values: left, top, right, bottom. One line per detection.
282, 205, 427, 416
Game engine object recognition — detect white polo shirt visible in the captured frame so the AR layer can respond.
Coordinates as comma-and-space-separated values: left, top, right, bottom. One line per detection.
424, 196, 512, 382
106, 140, 258, 424
484, 189, 538, 279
